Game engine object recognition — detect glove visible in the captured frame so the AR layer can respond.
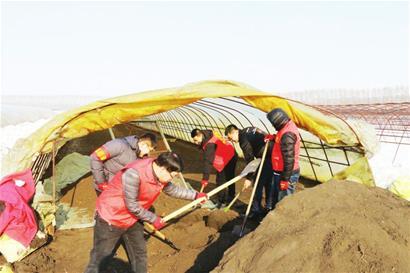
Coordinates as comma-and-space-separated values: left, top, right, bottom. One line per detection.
243, 179, 253, 189
152, 217, 165, 230
264, 134, 275, 142
279, 180, 289, 191
201, 179, 209, 188
195, 192, 208, 204
97, 182, 109, 192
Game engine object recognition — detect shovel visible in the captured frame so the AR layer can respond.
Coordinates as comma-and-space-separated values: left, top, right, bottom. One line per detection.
144, 222, 180, 251
232, 141, 269, 237
223, 187, 246, 212
162, 158, 262, 223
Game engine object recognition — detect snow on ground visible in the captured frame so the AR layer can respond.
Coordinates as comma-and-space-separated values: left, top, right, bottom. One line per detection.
369, 143, 410, 189
0, 96, 100, 176
0, 118, 52, 176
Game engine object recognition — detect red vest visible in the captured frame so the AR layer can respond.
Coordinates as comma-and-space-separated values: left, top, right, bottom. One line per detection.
96, 157, 165, 228
202, 135, 235, 172
271, 121, 300, 172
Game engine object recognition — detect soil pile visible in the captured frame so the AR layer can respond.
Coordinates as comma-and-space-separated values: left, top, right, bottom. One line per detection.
212, 180, 410, 273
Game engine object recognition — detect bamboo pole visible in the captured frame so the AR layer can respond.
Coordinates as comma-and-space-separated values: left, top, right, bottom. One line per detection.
108, 128, 116, 140
52, 141, 57, 207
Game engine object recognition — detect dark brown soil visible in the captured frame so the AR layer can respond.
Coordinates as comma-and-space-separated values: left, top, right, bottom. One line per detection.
212, 180, 410, 273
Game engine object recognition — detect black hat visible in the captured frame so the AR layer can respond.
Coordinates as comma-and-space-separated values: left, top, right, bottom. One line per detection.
267, 108, 290, 131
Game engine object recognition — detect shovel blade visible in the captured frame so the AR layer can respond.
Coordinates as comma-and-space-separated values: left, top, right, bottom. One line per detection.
232, 224, 251, 237
239, 158, 261, 177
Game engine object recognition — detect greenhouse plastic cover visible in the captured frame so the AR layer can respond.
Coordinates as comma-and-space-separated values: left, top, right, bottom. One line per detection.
2, 80, 375, 186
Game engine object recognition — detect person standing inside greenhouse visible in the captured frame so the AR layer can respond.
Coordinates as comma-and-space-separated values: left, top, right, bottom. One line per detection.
225, 124, 275, 219
266, 108, 301, 206
191, 128, 238, 208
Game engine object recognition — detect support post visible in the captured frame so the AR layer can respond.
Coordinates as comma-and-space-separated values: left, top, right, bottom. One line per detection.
108, 128, 116, 140
155, 120, 189, 189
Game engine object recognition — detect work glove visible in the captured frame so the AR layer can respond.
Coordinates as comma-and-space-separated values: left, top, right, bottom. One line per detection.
279, 180, 289, 191
152, 216, 165, 230
201, 179, 209, 188
264, 134, 276, 142
97, 182, 109, 192
195, 192, 208, 204
243, 179, 253, 189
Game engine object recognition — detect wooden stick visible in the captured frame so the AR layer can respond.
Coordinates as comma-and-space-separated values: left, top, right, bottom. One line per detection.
52, 141, 57, 207
162, 158, 261, 223
144, 222, 180, 251
108, 127, 116, 140
200, 185, 205, 193
223, 187, 245, 212
163, 174, 244, 223
238, 141, 269, 237
144, 222, 166, 240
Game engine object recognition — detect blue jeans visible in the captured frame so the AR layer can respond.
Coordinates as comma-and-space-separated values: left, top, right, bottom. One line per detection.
272, 170, 300, 207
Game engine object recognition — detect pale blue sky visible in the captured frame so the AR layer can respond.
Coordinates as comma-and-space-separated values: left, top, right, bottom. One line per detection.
1, 1, 408, 96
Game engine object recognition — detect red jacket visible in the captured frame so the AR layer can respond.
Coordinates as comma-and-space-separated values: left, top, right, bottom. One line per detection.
202, 135, 235, 172
271, 121, 300, 173
96, 158, 164, 228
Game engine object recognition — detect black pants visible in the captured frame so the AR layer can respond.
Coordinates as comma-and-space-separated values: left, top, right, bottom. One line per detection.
216, 154, 238, 204
252, 155, 274, 212
84, 215, 147, 273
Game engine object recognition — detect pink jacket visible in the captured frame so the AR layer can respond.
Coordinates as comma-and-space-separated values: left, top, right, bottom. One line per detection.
0, 169, 37, 247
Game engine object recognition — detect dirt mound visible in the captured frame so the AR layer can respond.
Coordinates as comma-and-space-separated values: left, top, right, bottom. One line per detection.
13, 247, 56, 273
212, 181, 410, 273
205, 210, 239, 231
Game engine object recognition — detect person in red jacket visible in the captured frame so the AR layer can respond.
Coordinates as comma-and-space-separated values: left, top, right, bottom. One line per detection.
84, 152, 207, 273
191, 129, 237, 208
266, 108, 301, 206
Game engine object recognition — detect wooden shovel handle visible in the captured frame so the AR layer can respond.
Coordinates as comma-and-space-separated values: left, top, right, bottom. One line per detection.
163, 174, 244, 223
144, 222, 166, 240
224, 189, 243, 212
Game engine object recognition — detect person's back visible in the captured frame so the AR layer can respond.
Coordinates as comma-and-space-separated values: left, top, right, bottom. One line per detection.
239, 127, 267, 161
90, 133, 157, 193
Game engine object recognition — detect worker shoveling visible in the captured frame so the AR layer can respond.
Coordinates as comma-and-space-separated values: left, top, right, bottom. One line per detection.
161, 158, 261, 225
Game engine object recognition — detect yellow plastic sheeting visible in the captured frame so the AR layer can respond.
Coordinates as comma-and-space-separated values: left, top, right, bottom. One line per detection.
2, 80, 363, 175
244, 96, 360, 146
331, 157, 375, 187
389, 176, 410, 201
0, 263, 14, 273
